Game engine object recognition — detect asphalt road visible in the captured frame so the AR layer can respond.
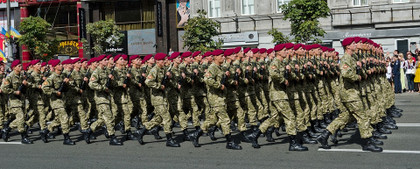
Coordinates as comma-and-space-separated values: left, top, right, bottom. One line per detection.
0, 93, 419, 169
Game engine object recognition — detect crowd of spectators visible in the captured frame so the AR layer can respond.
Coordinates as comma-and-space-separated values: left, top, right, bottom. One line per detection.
386, 47, 420, 94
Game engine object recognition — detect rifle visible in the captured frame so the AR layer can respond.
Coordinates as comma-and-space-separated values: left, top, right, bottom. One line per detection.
138, 65, 148, 89
58, 69, 73, 93
105, 65, 116, 88
79, 68, 90, 90
18, 71, 30, 93
356, 65, 361, 75
161, 65, 172, 87
123, 66, 132, 85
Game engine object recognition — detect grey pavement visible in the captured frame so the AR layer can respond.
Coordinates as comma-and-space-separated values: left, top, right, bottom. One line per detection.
0, 93, 419, 169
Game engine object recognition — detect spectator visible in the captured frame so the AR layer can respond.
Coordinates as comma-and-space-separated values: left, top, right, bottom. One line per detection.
386, 58, 393, 88
404, 53, 416, 93
400, 53, 407, 92
392, 54, 402, 93
415, 55, 420, 93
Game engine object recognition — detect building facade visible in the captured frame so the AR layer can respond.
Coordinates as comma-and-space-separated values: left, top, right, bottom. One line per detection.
190, 0, 420, 56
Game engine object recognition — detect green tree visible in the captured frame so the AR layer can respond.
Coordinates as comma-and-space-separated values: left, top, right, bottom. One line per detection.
182, 9, 223, 52
280, 0, 330, 43
268, 28, 290, 45
17, 16, 58, 61
84, 19, 124, 55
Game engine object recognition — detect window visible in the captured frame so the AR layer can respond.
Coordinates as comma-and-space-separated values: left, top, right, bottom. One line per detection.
353, 0, 368, 6
393, 0, 409, 3
241, 0, 254, 15
277, 0, 291, 13
208, 0, 221, 18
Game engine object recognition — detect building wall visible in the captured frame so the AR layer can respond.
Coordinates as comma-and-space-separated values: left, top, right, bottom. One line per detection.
190, 0, 420, 55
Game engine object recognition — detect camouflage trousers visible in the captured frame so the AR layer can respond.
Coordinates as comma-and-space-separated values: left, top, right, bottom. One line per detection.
201, 105, 231, 136
48, 108, 70, 134
255, 85, 269, 121
168, 95, 187, 131
245, 94, 260, 126
26, 104, 47, 130
144, 104, 172, 134
327, 100, 373, 139
8, 107, 25, 133
291, 91, 310, 132
66, 102, 89, 131
227, 99, 247, 132
90, 103, 115, 136
0, 100, 8, 129
260, 100, 296, 136
305, 91, 317, 126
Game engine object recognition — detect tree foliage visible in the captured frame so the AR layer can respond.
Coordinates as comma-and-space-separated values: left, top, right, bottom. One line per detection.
84, 19, 124, 55
17, 16, 58, 61
280, 0, 330, 43
268, 28, 290, 45
182, 9, 223, 52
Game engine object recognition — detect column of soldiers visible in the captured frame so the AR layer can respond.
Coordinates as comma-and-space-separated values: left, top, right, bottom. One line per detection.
0, 36, 403, 152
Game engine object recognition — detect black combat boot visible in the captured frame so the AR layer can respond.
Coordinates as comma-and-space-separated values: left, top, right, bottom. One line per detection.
373, 130, 387, 139
149, 126, 162, 140
188, 128, 203, 147
312, 120, 324, 133
2, 128, 9, 142
136, 128, 147, 145
301, 130, 317, 144
248, 129, 262, 149
274, 127, 281, 137
319, 119, 327, 129
225, 134, 242, 150
125, 130, 137, 140
330, 130, 338, 145
208, 126, 217, 141
109, 135, 123, 145
63, 133, 75, 145
103, 126, 110, 138
377, 122, 392, 134
84, 129, 92, 144
182, 129, 190, 141
307, 127, 320, 138
266, 127, 275, 142
362, 137, 383, 152
324, 113, 332, 124
317, 130, 331, 149
288, 135, 308, 151
370, 137, 384, 145
40, 129, 49, 143
390, 105, 403, 112
166, 133, 180, 147
21, 132, 33, 144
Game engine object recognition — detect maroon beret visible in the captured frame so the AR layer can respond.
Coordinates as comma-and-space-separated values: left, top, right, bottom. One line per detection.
244, 48, 251, 53
203, 51, 213, 57
224, 49, 234, 56
328, 48, 335, 52
234, 47, 241, 54
41, 62, 47, 67
305, 45, 313, 51
142, 54, 153, 64
321, 46, 328, 52
130, 55, 140, 61
96, 54, 107, 62
154, 53, 167, 60
181, 51, 192, 58
107, 54, 115, 60
285, 43, 294, 49
312, 44, 321, 49
62, 59, 73, 65
171, 52, 181, 59
360, 38, 368, 43
113, 55, 122, 62
354, 37, 362, 43
80, 58, 88, 63
293, 44, 302, 50
49, 59, 61, 67
335, 51, 339, 56
32, 59, 41, 65
267, 48, 274, 54
251, 48, 259, 54
342, 37, 355, 47
367, 39, 374, 44
274, 44, 285, 51
212, 49, 224, 56
259, 48, 267, 54
192, 51, 201, 57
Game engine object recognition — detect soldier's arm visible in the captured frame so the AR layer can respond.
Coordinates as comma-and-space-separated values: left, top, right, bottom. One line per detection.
145, 69, 160, 89
1, 76, 14, 94
340, 60, 360, 82
115, 70, 125, 87
269, 62, 285, 84
88, 71, 105, 91
41, 78, 56, 95
204, 68, 221, 89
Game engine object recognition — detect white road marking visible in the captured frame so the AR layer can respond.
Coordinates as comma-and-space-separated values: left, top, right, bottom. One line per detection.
396, 123, 420, 127
0, 142, 22, 145
318, 148, 420, 154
